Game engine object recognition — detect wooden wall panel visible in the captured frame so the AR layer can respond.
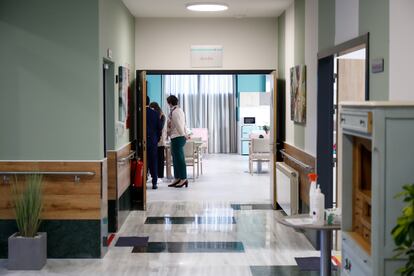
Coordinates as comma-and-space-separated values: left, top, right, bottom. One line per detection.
283, 143, 316, 206
0, 161, 103, 220
101, 159, 108, 221
107, 143, 131, 200
117, 143, 131, 198
107, 151, 117, 200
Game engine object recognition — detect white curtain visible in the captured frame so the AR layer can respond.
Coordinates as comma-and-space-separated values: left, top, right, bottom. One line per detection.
163, 75, 237, 153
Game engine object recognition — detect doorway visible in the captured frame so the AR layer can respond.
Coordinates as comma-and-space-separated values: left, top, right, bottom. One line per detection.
334, 47, 368, 207
316, 34, 369, 250
103, 59, 116, 156
133, 70, 282, 209
317, 34, 369, 210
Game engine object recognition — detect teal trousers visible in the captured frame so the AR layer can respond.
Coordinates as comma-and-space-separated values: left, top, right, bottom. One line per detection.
170, 136, 187, 179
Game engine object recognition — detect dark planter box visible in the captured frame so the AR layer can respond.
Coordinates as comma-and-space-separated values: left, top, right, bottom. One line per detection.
8, 232, 47, 270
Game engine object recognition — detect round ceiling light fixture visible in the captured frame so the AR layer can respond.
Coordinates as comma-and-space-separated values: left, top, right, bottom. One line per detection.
186, 3, 229, 12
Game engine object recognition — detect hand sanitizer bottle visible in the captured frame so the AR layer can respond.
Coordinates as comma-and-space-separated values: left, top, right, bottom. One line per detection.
308, 173, 318, 217
312, 185, 325, 225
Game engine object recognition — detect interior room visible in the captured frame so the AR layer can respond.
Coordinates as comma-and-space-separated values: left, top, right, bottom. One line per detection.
1, 0, 414, 276
145, 73, 272, 202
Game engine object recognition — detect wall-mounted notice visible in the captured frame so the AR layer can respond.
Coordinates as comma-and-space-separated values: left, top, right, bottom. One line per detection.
191, 45, 223, 68
372, 58, 384, 73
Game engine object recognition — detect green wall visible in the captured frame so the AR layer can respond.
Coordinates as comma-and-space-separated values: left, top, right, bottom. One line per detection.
278, 12, 286, 80
294, 0, 306, 149
0, 0, 135, 160
294, 0, 306, 65
147, 75, 163, 105
99, 0, 135, 150
278, 1, 306, 150
318, 0, 335, 52
360, 0, 389, 101
0, 0, 101, 160
317, 0, 390, 100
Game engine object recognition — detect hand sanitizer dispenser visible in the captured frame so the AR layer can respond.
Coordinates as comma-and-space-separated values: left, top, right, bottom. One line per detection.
311, 185, 325, 225
308, 173, 317, 216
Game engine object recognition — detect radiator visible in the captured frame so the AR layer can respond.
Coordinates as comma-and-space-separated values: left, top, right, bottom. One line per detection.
276, 162, 299, 215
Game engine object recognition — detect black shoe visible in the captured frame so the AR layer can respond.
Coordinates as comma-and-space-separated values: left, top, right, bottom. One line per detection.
168, 179, 180, 187
175, 179, 188, 188
152, 185, 158, 190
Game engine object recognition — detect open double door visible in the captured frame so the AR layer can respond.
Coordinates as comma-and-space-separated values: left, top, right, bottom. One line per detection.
133, 70, 282, 210
133, 71, 147, 210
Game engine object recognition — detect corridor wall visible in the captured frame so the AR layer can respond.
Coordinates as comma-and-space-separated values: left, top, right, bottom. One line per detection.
0, 0, 135, 259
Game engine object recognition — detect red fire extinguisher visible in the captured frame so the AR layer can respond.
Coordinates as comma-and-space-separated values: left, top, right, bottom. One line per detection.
131, 159, 144, 188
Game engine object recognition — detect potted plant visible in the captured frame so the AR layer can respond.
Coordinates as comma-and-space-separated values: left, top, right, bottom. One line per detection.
391, 184, 414, 275
8, 174, 46, 270
262, 125, 270, 134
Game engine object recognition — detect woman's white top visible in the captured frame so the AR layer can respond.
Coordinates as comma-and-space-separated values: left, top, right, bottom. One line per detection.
168, 106, 187, 139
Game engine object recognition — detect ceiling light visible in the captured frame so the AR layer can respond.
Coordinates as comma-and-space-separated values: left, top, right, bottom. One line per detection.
186, 3, 229, 12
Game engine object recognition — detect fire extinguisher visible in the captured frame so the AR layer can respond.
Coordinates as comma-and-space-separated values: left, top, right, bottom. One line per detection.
131, 158, 144, 188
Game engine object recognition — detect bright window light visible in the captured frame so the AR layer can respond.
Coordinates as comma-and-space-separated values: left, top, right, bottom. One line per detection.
186, 3, 229, 12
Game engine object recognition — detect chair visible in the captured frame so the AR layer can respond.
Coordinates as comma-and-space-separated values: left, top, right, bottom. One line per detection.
189, 137, 203, 176
184, 141, 197, 180
190, 128, 209, 153
249, 131, 269, 139
249, 138, 270, 175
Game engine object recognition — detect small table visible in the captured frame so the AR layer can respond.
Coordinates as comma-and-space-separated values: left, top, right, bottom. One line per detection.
275, 212, 341, 276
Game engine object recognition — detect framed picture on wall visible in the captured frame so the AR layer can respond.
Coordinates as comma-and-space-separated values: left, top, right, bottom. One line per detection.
118, 66, 129, 125
290, 65, 306, 124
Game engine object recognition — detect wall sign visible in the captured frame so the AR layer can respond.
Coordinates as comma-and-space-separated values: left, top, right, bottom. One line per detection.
372, 58, 384, 73
191, 45, 223, 68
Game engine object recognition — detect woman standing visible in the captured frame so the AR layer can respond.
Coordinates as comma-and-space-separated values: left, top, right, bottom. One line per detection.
166, 95, 188, 188
149, 102, 167, 180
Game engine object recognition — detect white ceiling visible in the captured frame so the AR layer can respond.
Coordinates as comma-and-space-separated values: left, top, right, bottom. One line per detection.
122, 0, 294, 18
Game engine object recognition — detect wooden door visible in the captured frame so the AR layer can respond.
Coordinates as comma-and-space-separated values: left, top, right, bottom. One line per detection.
336, 58, 366, 209
269, 70, 278, 209
136, 71, 147, 210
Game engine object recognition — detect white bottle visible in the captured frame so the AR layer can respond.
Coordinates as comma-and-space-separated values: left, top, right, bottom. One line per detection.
308, 173, 317, 216
311, 185, 325, 225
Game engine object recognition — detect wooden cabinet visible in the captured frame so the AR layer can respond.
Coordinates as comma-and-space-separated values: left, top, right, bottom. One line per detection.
340, 102, 414, 276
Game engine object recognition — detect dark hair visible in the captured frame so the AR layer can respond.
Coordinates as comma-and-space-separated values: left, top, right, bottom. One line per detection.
146, 96, 150, 105
149, 102, 162, 114
167, 95, 178, 106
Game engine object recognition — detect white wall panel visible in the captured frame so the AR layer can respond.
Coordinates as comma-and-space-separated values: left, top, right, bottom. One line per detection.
135, 18, 277, 70
389, 0, 414, 100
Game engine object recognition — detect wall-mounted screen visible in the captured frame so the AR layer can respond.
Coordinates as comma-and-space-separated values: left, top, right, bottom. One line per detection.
244, 117, 256, 124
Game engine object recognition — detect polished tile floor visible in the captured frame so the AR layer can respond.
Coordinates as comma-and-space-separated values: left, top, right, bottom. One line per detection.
148, 154, 271, 203
0, 155, 333, 275
0, 201, 325, 275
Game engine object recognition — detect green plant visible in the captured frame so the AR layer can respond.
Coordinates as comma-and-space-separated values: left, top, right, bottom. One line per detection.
11, 174, 43, 237
262, 125, 270, 133
392, 184, 414, 275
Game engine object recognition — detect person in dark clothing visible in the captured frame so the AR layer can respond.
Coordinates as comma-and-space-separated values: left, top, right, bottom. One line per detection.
149, 102, 167, 179
146, 96, 162, 189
